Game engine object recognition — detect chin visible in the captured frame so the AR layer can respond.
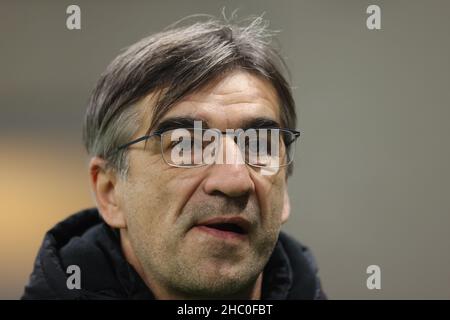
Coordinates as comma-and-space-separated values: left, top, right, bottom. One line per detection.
180, 277, 255, 299
176, 264, 260, 298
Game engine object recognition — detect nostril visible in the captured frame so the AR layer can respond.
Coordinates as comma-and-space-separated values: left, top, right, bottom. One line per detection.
203, 168, 255, 197
208, 192, 250, 211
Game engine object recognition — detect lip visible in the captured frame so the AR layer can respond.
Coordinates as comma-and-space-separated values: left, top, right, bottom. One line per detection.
193, 216, 251, 241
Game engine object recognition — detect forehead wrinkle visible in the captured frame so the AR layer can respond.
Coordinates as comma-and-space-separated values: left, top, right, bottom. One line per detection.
189, 79, 279, 110
169, 90, 281, 129
133, 71, 283, 136
163, 103, 279, 130
180, 70, 281, 119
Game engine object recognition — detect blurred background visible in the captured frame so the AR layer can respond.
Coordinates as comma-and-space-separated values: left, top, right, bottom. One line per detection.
1, 0, 449, 299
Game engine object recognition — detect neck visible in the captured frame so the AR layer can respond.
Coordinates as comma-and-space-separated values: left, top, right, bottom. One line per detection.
120, 228, 263, 299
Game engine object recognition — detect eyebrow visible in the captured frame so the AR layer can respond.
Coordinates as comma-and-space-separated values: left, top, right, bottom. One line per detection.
153, 116, 210, 133
152, 116, 282, 133
240, 117, 282, 130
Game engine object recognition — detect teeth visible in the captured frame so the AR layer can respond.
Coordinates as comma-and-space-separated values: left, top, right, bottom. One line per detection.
206, 223, 245, 234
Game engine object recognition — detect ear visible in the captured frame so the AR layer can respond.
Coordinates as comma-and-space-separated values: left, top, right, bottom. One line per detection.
89, 156, 127, 228
281, 189, 291, 224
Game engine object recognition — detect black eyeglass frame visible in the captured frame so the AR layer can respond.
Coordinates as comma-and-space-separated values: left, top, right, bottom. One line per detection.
114, 127, 301, 168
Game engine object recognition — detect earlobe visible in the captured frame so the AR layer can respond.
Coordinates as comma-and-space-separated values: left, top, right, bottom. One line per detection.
281, 189, 291, 224
89, 157, 127, 228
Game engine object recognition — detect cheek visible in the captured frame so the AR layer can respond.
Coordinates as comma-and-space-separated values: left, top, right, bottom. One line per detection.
253, 173, 286, 227
119, 159, 171, 239
270, 188, 285, 224
120, 162, 206, 239
124, 154, 173, 215
120, 177, 174, 266
120, 180, 164, 235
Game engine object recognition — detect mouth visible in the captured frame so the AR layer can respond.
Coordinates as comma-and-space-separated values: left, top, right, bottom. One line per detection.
193, 216, 251, 241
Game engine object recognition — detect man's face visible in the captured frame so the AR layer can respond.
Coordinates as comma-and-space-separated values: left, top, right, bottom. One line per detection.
117, 70, 289, 297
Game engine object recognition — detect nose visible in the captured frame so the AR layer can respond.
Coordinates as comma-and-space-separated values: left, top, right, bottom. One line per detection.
203, 134, 255, 197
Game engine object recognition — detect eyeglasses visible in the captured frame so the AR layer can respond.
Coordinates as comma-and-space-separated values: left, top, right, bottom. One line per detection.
116, 127, 300, 169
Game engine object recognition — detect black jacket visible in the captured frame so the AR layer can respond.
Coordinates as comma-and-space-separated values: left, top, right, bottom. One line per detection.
22, 208, 326, 299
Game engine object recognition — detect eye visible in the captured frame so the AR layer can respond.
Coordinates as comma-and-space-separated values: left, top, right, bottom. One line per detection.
169, 139, 182, 148
246, 138, 259, 152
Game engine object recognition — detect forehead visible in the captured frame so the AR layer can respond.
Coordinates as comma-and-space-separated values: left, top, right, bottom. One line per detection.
143, 70, 282, 130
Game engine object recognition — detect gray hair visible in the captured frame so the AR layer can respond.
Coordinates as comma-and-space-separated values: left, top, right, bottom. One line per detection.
82, 14, 297, 178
